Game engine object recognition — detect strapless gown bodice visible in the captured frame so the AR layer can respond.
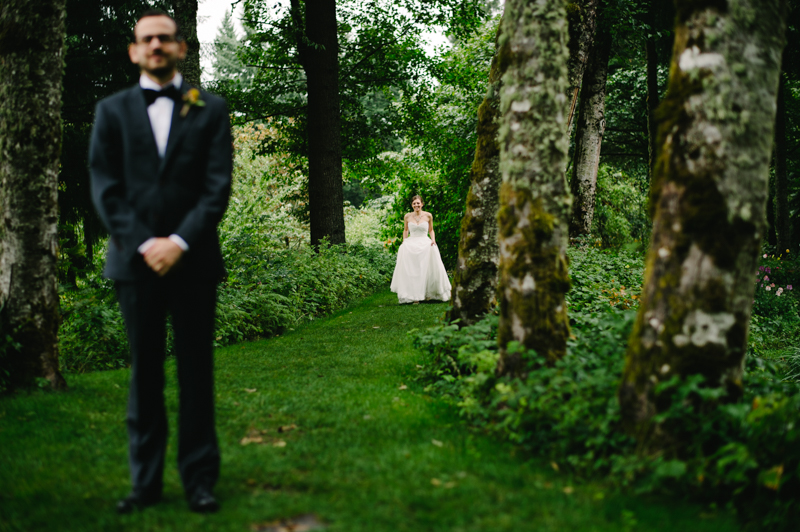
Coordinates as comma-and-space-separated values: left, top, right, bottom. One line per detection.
390, 222, 452, 304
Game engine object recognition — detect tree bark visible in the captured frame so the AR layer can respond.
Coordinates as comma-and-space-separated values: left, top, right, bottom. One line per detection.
775, 74, 790, 253
619, 0, 788, 454
566, 0, 600, 133
174, 0, 201, 87
293, 0, 346, 247
496, 0, 572, 375
767, 167, 777, 246
0, 0, 68, 390
645, 0, 660, 181
447, 21, 507, 327
569, 25, 611, 237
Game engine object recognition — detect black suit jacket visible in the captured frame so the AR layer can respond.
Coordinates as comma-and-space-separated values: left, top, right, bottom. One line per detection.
90, 81, 232, 281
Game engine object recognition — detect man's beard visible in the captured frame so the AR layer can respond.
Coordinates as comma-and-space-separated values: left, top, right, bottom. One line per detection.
145, 54, 177, 78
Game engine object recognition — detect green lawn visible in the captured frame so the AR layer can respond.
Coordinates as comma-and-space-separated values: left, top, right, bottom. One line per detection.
0, 290, 737, 531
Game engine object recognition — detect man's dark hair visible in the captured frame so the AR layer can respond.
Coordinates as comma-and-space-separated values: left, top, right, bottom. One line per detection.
132, 9, 183, 43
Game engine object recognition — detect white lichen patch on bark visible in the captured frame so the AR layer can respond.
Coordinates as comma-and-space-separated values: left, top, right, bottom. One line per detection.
672, 310, 736, 348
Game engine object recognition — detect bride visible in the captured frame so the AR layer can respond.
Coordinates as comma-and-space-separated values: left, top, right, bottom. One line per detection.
390, 195, 452, 304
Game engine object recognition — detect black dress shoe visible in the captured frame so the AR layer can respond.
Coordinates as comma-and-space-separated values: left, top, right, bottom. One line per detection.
116, 493, 160, 514
189, 487, 219, 513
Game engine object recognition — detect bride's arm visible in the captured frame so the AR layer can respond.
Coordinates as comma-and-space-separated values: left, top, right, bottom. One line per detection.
428, 213, 436, 246
403, 214, 409, 241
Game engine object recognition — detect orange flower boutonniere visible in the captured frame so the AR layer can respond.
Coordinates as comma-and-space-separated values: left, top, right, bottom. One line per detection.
180, 88, 206, 117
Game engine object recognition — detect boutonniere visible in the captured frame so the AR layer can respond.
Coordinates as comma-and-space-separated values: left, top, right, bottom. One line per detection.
180, 88, 206, 118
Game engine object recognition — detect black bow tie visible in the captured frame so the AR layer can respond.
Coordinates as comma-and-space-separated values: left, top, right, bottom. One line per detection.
142, 85, 182, 106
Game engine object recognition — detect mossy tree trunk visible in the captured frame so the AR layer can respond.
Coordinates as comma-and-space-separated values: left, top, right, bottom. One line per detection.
619, 0, 787, 454
0, 0, 68, 390
774, 75, 790, 253
568, 25, 611, 237
566, 0, 600, 133
496, 0, 572, 375
448, 21, 508, 327
174, 0, 201, 87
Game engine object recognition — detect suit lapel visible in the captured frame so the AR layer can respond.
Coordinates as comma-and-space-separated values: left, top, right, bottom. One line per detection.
158, 81, 198, 176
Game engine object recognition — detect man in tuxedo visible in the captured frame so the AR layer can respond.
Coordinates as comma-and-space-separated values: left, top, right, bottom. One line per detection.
89, 9, 231, 514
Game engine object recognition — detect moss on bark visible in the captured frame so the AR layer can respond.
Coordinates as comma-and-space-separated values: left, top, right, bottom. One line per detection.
0, 0, 67, 390
496, 0, 572, 375
448, 22, 506, 327
619, 0, 787, 454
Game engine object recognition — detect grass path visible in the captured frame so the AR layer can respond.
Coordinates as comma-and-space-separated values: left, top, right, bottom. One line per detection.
1, 290, 737, 531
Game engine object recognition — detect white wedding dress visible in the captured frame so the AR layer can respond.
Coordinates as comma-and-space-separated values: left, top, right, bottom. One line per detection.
390, 221, 452, 304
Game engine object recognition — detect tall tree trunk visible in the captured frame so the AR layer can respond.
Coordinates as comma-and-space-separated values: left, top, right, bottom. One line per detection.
645, 0, 660, 181
447, 20, 507, 327
496, 0, 572, 375
569, 25, 611, 237
775, 74, 790, 253
619, 0, 787, 454
293, 0, 346, 247
767, 167, 777, 246
0, 0, 68, 390
566, 0, 600, 133
174, 0, 202, 87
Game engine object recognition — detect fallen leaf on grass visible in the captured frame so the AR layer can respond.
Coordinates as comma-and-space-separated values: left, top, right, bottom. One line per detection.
251, 513, 326, 532
245, 388, 257, 393
278, 424, 298, 433
430, 478, 441, 486
241, 435, 263, 445
431, 439, 443, 447
398, 384, 408, 390
550, 461, 560, 472
563, 486, 574, 495
273, 440, 287, 448
372, 326, 380, 329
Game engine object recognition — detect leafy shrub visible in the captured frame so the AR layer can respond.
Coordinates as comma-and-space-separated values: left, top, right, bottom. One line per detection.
413, 244, 800, 530
59, 242, 395, 373
59, 283, 129, 373
592, 165, 649, 249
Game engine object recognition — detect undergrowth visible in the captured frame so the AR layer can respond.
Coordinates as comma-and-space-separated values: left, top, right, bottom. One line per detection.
412, 245, 800, 531
58, 242, 395, 373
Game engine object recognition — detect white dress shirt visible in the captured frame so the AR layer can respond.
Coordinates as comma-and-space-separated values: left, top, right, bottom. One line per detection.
137, 73, 189, 255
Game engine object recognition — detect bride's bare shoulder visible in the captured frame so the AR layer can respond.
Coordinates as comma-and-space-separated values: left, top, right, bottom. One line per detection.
423, 211, 433, 220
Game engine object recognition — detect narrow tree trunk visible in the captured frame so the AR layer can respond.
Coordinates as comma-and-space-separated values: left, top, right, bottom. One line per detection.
0, 0, 68, 390
767, 168, 777, 246
569, 26, 611, 236
645, 1, 660, 181
775, 75, 790, 253
295, 0, 346, 247
174, 0, 202, 87
619, 0, 787, 454
566, 0, 600, 133
447, 21, 507, 326
496, 0, 572, 375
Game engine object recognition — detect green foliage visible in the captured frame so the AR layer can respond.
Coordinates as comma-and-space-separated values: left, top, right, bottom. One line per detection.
59, 283, 129, 373
591, 165, 650, 249
412, 244, 800, 530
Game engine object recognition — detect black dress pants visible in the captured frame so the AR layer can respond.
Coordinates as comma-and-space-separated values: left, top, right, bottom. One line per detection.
116, 274, 220, 500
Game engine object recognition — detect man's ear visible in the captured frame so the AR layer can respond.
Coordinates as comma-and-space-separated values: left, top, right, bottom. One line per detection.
128, 42, 138, 64
177, 40, 188, 60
